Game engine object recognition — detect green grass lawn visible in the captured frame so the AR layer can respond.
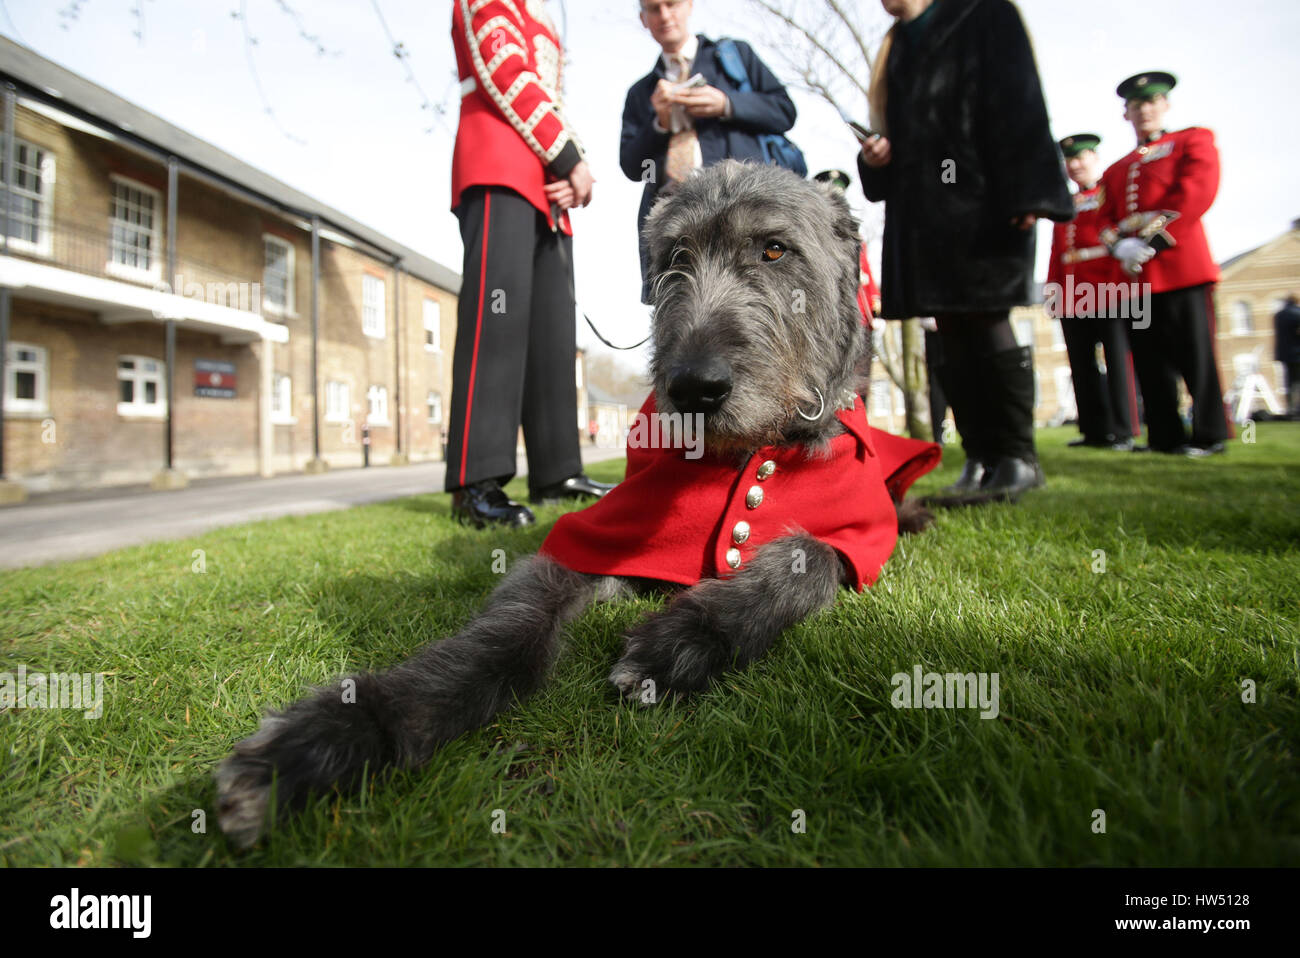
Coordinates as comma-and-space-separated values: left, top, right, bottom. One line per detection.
2, 424, 1298, 866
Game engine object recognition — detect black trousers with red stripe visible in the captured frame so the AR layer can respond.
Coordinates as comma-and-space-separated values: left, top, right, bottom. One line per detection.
1061, 315, 1138, 442
1128, 282, 1229, 451
444, 186, 582, 493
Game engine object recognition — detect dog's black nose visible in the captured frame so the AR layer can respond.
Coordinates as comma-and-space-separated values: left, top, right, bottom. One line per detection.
666, 359, 732, 415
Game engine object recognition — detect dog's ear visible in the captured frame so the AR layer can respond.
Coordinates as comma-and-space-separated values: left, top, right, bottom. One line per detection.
643, 181, 686, 283
810, 180, 862, 246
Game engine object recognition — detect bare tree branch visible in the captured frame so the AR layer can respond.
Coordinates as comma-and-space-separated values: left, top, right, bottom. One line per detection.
746, 0, 869, 103
824, 0, 876, 79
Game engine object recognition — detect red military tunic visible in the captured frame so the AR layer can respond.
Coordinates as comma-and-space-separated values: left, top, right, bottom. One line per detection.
451, 0, 583, 231
857, 244, 881, 324
1047, 183, 1117, 293
540, 394, 941, 591
1097, 127, 1220, 294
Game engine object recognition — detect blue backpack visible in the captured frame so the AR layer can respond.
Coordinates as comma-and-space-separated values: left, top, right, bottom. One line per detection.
713, 38, 808, 178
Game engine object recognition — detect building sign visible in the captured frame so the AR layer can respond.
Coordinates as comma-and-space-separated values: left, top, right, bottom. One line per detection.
195, 359, 237, 398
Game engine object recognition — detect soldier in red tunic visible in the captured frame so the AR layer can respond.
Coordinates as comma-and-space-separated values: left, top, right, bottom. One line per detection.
1097, 72, 1229, 456
813, 169, 882, 325
447, 0, 611, 527
1047, 133, 1138, 450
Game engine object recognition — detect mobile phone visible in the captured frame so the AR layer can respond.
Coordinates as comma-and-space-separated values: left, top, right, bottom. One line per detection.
675, 73, 707, 90
846, 120, 880, 144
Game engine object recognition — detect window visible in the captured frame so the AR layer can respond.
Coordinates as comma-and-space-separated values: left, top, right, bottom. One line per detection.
1231, 301, 1253, 335
575, 355, 584, 389
1014, 318, 1035, 349
427, 391, 442, 424
363, 274, 386, 338
325, 381, 350, 423
1, 136, 54, 254
423, 298, 440, 351
263, 236, 294, 315
108, 177, 161, 279
5, 342, 48, 414
1050, 321, 1066, 352
271, 373, 294, 423
870, 380, 892, 417
1054, 366, 1076, 421
117, 355, 166, 416
367, 385, 389, 425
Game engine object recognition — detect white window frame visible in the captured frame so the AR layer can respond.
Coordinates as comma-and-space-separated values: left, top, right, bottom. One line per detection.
106, 175, 163, 282
362, 274, 386, 338
870, 380, 892, 417
5, 342, 49, 415
325, 380, 351, 424
1050, 321, 1066, 352
423, 298, 441, 352
367, 385, 389, 425
1014, 318, 1035, 349
262, 235, 295, 316
427, 390, 442, 425
117, 354, 166, 418
1, 135, 54, 257
1230, 300, 1253, 336
271, 373, 295, 424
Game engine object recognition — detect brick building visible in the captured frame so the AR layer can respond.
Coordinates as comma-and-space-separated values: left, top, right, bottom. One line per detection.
0, 38, 461, 501
1213, 220, 1299, 420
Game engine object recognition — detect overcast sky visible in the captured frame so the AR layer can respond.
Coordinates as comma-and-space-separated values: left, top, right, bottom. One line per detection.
3, 0, 1297, 373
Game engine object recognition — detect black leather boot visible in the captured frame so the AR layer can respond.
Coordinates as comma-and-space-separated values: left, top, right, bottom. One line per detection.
979, 346, 1045, 500
451, 480, 535, 528
935, 359, 990, 496
528, 473, 615, 505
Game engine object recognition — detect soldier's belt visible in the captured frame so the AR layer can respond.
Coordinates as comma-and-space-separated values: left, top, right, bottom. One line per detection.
1100, 209, 1181, 253
1061, 246, 1108, 265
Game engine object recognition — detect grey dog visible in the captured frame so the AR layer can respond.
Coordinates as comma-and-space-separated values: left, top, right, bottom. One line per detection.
215, 161, 930, 848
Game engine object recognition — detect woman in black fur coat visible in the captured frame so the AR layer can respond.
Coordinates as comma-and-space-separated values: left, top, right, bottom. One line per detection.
859, 0, 1073, 499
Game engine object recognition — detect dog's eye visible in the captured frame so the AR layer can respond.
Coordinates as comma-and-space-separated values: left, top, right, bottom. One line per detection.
762, 241, 787, 262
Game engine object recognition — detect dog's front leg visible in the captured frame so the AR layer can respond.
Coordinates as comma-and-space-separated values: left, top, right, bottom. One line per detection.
215, 556, 602, 848
609, 533, 842, 702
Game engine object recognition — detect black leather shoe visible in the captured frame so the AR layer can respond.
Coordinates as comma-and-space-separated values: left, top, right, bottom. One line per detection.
941, 459, 986, 496
979, 456, 1045, 500
451, 480, 535, 528
1073, 434, 1132, 450
1185, 441, 1227, 458
529, 473, 615, 505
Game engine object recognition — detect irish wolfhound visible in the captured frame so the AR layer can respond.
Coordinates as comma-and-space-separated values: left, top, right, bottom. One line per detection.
215, 161, 939, 848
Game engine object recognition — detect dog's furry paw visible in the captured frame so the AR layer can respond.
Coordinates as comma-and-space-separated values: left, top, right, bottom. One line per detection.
895, 497, 935, 534
608, 662, 659, 706
610, 601, 726, 704
214, 714, 289, 849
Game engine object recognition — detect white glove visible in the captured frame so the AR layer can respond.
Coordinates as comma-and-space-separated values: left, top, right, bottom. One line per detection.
1114, 237, 1156, 275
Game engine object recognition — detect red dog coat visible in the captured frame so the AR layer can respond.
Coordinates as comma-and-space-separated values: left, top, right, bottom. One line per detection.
540, 394, 941, 591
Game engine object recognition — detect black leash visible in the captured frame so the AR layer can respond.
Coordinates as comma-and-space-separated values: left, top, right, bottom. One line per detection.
552, 203, 651, 352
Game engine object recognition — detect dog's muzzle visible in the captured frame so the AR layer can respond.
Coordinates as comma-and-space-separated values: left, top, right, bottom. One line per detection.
665, 358, 733, 416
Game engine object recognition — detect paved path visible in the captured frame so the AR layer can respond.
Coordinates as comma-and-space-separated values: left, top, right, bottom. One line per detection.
0, 445, 626, 569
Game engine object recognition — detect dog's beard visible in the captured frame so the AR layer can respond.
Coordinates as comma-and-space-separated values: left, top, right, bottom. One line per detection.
654, 378, 813, 458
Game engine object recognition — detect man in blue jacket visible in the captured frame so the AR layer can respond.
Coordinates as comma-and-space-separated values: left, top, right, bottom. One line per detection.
621, 0, 797, 300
